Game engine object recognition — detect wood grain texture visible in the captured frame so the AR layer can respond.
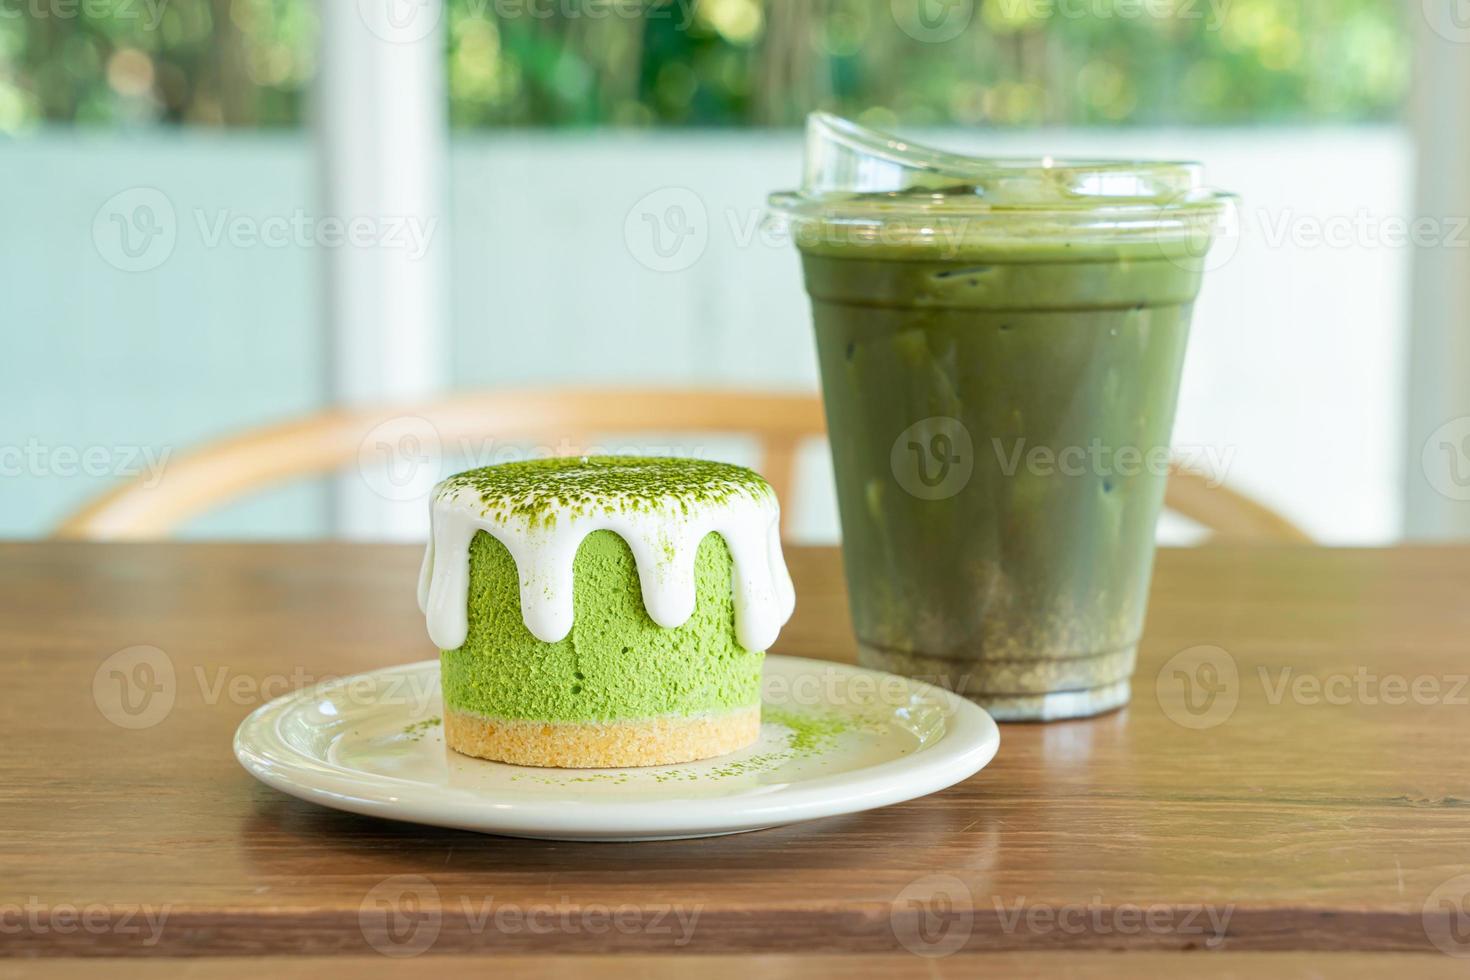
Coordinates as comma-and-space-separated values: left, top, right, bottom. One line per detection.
2, 543, 1469, 966
1, 954, 1465, 980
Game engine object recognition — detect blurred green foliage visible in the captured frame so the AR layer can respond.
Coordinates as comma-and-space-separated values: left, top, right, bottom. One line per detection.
0, 0, 1409, 131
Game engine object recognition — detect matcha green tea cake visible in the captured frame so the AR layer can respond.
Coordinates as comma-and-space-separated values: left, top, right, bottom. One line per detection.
417, 456, 795, 768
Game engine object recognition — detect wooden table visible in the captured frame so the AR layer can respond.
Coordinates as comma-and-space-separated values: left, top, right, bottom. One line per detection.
4, 542, 1469, 976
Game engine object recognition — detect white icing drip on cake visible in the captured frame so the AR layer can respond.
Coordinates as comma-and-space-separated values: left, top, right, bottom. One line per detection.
416, 465, 795, 653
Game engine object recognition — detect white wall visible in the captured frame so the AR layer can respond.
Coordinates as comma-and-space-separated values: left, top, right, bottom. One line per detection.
1, 126, 1410, 544
450, 126, 1412, 544
0, 131, 330, 539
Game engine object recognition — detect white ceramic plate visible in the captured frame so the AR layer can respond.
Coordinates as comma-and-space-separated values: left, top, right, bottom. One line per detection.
234, 655, 999, 841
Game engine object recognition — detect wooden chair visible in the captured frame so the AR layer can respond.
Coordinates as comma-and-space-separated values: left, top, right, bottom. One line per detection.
53, 387, 1310, 543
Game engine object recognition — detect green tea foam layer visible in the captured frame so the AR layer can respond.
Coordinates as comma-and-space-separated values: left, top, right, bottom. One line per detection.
769, 113, 1230, 257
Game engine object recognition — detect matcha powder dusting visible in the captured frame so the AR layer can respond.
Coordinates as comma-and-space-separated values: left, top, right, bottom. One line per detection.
436, 455, 776, 529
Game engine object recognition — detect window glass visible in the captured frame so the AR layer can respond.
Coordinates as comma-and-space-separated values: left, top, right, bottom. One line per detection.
0, 0, 1409, 131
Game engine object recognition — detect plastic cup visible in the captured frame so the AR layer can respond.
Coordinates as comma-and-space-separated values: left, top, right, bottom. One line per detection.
770, 114, 1231, 721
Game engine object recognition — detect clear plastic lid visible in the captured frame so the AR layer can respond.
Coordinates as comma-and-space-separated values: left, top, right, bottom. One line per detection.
768, 113, 1232, 252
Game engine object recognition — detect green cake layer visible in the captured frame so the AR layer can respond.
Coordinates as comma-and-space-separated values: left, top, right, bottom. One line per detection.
440, 528, 763, 723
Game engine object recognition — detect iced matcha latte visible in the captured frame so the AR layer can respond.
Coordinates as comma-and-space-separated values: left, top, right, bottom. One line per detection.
771, 114, 1230, 720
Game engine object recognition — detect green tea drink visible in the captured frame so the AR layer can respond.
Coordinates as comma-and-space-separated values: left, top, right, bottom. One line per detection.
772, 115, 1228, 720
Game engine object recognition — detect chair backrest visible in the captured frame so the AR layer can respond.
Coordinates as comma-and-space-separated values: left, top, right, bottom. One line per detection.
54, 387, 1310, 543
55, 389, 824, 540
1164, 464, 1312, 543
